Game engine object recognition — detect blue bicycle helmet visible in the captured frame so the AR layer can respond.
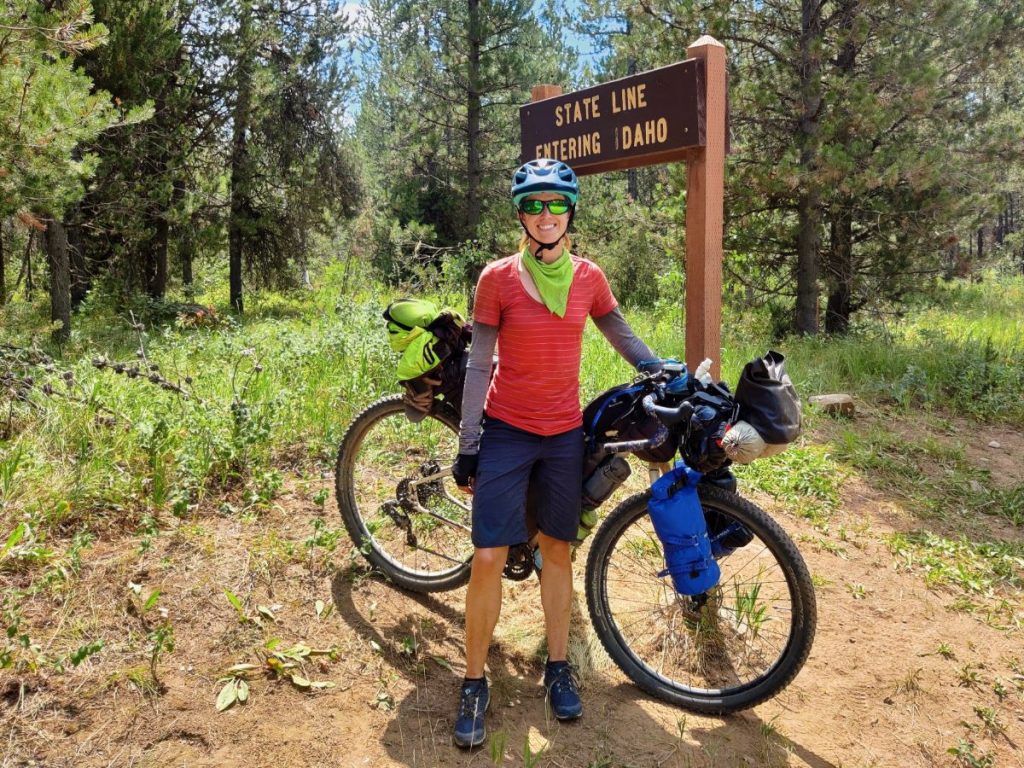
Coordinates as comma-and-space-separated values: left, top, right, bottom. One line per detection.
511, 159, 579, 206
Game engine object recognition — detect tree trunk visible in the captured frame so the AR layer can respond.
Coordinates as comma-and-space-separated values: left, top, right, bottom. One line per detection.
464, 0, 482, 242
66, 213, 89, 309
823, 0, 858, 335
794, 0, 824, 335
169, 177, 193, 296
23, 231, 34, 299
825, 211, 853, 334
228, 5, 253, 314
945, 240, 959, 281
144, 214, 169, 299
180, 224, 194, 297
144, 88, 173, 301
795, 192, 821, 334
43, 217, 71, 344
0, 220, 6, 306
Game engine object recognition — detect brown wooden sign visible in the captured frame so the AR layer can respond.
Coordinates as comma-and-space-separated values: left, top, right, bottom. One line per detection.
523, 38, 727, 377
520, 59, 705, 176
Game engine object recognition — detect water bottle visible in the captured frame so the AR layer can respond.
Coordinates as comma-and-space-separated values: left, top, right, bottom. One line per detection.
664, 362, 691, 395
576, 455, 632, 544
581, 455, 632, 510
694, 358, 714, 386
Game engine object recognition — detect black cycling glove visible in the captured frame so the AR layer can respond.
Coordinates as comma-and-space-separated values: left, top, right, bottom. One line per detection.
451, 453, 478, 488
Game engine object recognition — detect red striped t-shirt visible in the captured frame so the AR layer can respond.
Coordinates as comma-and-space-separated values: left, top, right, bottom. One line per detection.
474, 253, 617, 435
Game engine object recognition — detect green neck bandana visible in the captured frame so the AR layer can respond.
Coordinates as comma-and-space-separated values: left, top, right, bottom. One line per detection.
521, 246, 573, 318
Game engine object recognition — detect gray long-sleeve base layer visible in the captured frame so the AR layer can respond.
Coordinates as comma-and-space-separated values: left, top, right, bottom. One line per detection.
457, 307, 656, 454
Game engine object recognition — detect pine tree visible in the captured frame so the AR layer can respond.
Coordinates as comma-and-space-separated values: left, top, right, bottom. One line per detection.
0, 1, 124, 340
618, 0, 1023, 333
71, 0, 194, 302
216, 0, 359, 312
0, 2, 120, 219
358, 0, 568, 276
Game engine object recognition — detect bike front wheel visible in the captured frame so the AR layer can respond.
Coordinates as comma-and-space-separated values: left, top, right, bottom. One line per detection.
585, 485, 816, 714
335, 394, 473, 592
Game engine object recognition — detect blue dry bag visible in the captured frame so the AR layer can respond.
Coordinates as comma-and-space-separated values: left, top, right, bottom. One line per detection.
648, 462, 721, 595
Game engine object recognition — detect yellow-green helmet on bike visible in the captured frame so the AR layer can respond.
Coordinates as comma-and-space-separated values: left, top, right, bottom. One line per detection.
384, 297, 441, 352
395, 329, 447, 381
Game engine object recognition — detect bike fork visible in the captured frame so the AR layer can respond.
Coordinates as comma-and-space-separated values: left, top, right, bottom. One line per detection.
647, 462, 671, 485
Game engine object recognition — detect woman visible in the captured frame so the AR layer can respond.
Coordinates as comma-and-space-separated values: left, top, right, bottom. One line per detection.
450, 159, 658, 748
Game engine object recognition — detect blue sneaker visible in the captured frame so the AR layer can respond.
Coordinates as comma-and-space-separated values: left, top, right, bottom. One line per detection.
453, 678, 489, 748
543, 662, 582, 720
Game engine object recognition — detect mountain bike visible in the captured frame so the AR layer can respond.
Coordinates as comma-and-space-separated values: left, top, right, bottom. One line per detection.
335, 367, 817, 714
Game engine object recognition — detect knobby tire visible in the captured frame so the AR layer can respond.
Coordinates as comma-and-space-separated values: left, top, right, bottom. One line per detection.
335, 394, 473, 592
585, 485, 816, 714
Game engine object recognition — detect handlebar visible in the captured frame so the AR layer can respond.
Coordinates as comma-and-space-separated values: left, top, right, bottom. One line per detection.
596, 390, 695, 457
642, 393, 694, 427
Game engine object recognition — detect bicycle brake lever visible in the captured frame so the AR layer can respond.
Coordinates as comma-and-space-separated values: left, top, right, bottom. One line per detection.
642, 394, 694, 428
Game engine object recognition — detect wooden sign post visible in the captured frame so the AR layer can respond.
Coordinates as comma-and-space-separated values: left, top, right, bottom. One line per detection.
521, 36, 727, 378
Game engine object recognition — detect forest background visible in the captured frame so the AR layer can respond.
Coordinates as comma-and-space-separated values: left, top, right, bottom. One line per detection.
1, 1, 1024, 766
2, 0, 1022, 334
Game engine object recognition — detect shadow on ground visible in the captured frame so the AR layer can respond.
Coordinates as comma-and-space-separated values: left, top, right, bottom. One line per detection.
331, 568, 838, 768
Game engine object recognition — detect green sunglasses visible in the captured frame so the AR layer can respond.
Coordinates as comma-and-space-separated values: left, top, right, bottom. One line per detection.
518, 198, 571, 216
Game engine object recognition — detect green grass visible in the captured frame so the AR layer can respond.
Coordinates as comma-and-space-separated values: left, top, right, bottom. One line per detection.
732, 442, 844, 525
773, 278, 1024, 423
887, 531, 1024, 629
3, 273, 1021, 540
830, 421, 1023, 527
2, 268, 1024, 670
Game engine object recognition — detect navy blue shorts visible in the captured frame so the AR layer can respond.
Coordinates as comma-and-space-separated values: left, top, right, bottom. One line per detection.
471, 417, 584, 548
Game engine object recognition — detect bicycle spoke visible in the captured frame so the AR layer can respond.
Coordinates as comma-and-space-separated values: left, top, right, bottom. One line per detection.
338, 396, 474, 589
588, 488, 815, 711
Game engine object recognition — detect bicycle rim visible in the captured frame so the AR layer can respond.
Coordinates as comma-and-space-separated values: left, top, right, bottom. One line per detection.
336, 395, 473, 591
586, 487, 816, 713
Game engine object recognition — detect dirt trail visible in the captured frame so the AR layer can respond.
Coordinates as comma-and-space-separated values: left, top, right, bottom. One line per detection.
2, 425, 1022, 768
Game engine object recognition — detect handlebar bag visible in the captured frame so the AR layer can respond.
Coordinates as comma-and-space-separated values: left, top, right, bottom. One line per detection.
647, 462, 721, 596
582, 382, 676, 462
734, 350, 802, 445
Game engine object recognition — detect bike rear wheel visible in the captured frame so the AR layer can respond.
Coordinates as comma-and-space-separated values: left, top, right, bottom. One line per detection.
585, 485, 816, 713
335, 395, 473, 592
